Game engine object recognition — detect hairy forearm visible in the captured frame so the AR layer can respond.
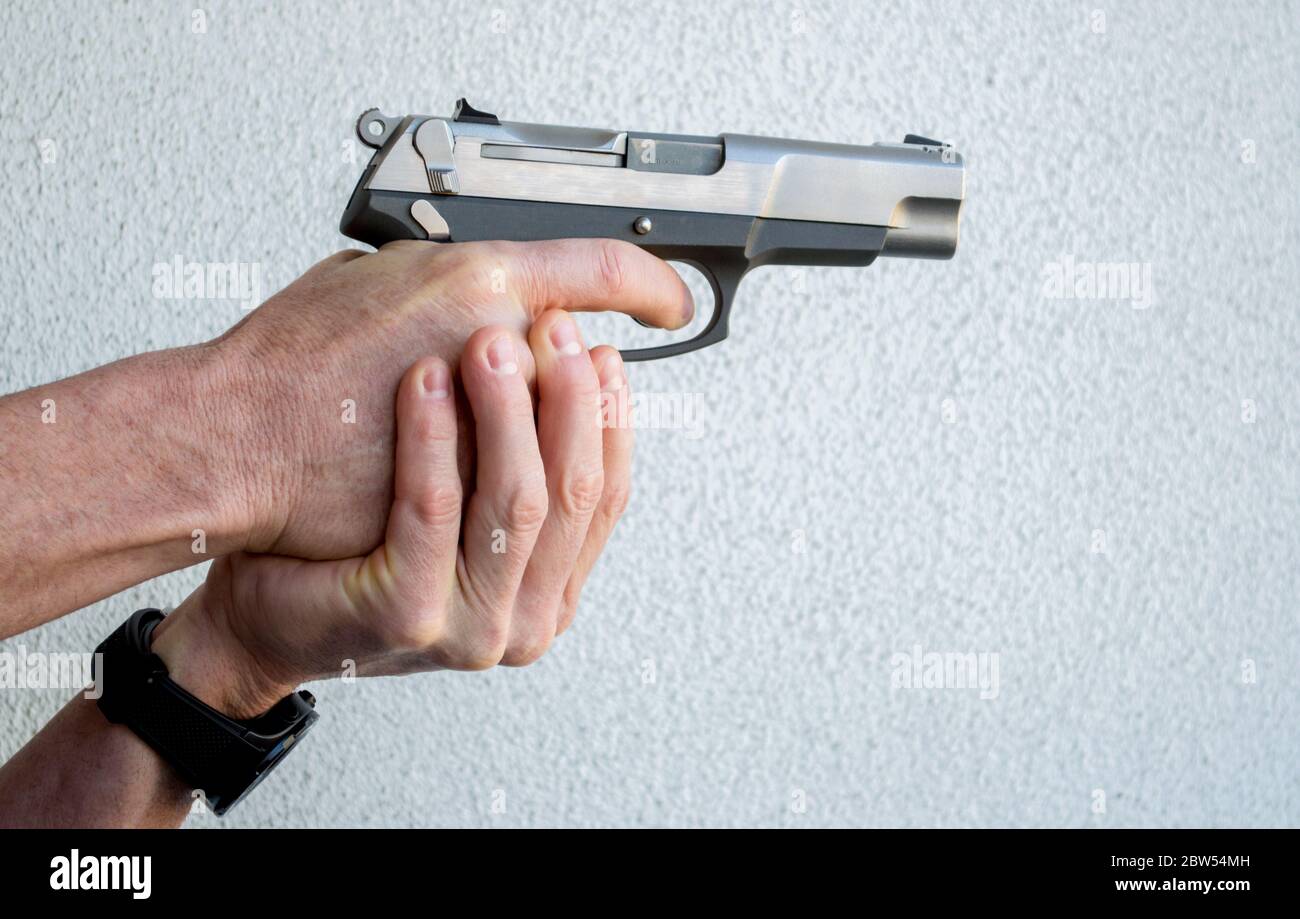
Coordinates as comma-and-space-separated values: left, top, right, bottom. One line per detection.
0, 343, 257, 638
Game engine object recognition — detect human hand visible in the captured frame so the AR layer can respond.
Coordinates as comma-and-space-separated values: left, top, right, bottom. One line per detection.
210, 239, 686, 562
151, 312, 633, 716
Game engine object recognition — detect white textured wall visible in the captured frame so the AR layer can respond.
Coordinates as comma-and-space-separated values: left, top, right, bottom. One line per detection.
1, 0, 1297, 827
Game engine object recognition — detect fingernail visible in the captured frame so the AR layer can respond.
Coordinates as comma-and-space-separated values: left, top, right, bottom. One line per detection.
421, 362, 450, 399
681, 288, 695, 325
549, 314, 583, 356
598, 354, 626, 393
487, 335, 518, 375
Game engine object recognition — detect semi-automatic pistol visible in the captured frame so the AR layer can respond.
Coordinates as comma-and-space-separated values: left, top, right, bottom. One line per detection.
341, 99, 966, 361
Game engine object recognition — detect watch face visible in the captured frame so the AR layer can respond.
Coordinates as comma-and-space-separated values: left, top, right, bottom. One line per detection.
214, 710, 320, 816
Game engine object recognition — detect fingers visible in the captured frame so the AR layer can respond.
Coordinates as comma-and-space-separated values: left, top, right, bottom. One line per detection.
367, 319, 630, 672
376, 356, 462, 644
510, 238, 695, 330
455, 326, 548, 662
502, 311, 605, 665
557, 346, 632, 635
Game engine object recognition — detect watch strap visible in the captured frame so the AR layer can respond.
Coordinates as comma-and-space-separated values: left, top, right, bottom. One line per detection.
93, 608, 318, 815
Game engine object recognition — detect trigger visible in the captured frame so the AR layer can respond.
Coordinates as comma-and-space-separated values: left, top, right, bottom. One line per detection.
633, 317, 656, 329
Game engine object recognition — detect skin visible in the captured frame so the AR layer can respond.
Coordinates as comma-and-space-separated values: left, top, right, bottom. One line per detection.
0, 239, 681, 827
0, 238, 690, 636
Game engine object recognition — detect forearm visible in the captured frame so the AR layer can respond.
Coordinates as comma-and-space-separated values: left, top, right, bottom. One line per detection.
0, 585, 295, 828
0, 693, 193, 828
0, 343, 258, 638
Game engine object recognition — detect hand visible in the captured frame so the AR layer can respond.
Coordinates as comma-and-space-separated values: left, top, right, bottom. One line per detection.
151, 313, 633, 716
213, 239, 687, 562
0, 237, 683, 644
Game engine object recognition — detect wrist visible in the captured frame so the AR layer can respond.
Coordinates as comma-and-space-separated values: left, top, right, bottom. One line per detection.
150, 585, 299, 721
146, 339, 279, 556
190, 337, 290, 554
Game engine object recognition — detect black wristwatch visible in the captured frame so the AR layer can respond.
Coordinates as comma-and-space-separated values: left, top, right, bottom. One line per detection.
93, 608, 319, 816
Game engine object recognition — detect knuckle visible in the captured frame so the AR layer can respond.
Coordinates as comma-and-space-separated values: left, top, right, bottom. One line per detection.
381, 607, 445, 653
382, 238, 431, 254
314, 248, 364, 271
458, 242, 501, 276
455, 649, 502, 671
557, 467, 604, 518
595, 240, 628, 298
439, 252, 488, 295
462, 242, 518, 298
502, 481, 549, 533
500, 634, 554, 668
393, 238, 450, 272
411, 242, 505, 299
453, 625, 509, 671
408, 411, 455, 447
406, 485, 462, 528
321, 248, 365, 268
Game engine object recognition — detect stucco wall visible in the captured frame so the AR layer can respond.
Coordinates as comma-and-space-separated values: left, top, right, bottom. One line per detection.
0, 0, 1296, 826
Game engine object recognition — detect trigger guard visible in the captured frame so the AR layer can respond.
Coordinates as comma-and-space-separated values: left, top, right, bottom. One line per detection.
618, 256, 745, 362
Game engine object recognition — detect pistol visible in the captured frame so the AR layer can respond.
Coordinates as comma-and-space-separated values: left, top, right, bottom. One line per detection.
341, 99, 966, 361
